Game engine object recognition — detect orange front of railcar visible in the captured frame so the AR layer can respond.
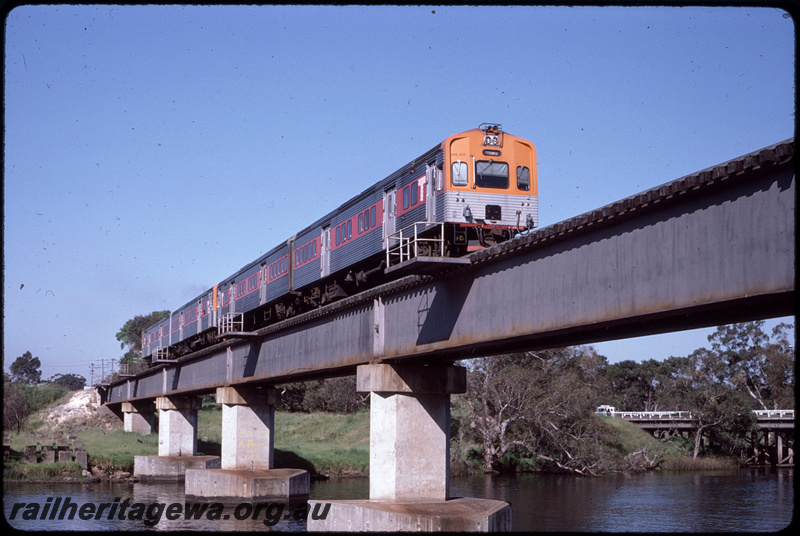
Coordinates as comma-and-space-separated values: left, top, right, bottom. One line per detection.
439, 125, 538, 247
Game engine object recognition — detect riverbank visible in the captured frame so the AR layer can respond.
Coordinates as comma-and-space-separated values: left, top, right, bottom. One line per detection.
3, 390, 738, 482
3, 394, 371, 482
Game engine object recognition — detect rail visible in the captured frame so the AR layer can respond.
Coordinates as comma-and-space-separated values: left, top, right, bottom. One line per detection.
386, 221, 445, 268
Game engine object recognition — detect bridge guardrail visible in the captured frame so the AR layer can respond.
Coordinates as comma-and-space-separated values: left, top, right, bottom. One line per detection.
608, 410, 793, 421
753, 409, 795, 419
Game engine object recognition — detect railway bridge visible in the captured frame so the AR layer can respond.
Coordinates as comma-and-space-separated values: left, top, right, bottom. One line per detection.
98, 138, 794, 531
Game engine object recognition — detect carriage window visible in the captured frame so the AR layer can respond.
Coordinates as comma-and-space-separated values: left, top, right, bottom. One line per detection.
452, 161, 468, 187
517, 166, 531, 191
403, 187, 410, 210
370, 206, 376, 227
411, 183, 418, 206
358, 213, 364, 233
476, 161, 509, 189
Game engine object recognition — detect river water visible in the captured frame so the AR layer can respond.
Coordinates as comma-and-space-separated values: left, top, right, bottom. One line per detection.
3, 468, 793, 532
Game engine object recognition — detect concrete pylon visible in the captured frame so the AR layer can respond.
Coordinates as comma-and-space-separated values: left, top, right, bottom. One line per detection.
308, 363, 512, 532
184, 384, 309, 501
135, 395, 219, 482
216, 385, 278, 470
359, 363, 465, 501
121, 400, 156, 435
156, 395, 201, 457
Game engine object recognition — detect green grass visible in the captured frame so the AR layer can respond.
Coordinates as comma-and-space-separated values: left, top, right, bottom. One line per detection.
594, 415, 741, 471
596, 414, 666, 454
76, 429, 158, 471
660, 453, 740, 471
5, 407, 371, 479
274, 410, 370, 476
197, 405, 370, 475
4, 461, 86, 481
7, 398, 723, 480
3, 428, 160, 479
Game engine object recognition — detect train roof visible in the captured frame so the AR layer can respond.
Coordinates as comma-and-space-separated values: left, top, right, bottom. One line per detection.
215, 139, 443, 286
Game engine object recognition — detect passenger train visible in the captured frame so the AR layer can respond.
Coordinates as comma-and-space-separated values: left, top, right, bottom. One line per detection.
141, 124, 538, 362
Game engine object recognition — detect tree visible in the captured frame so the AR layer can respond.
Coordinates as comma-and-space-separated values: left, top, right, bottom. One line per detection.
704, 321, 795, 410
658, 350, 757, 459
9, 351, 42, 384
3, 382, 31, 432
460, 347, 612, 475
604, 359, 663, 411
49, 373, 87, 390
302, 377, 368, 414
277, 382, 309, 412
762, 322, 795, 408
116, 311, 170, 354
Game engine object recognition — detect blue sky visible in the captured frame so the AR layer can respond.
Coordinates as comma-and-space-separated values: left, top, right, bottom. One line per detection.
4, 5, 794, 382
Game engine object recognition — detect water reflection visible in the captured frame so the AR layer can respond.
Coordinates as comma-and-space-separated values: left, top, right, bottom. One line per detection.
3, 468, 793, 532
450, 468, 794, 532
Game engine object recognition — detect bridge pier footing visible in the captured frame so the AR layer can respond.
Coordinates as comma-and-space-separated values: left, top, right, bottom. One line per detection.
184, 386, 309, 501
308, 364, 511, 532
134, 395, 221, 481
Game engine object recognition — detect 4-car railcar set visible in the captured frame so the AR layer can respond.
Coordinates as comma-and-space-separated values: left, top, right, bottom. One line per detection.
141, 124, 538, 363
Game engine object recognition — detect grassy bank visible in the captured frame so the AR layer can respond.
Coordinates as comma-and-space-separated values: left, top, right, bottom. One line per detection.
3, 407, 370, 480
450, 415, 703, 475
194, 405, 370, 476
274, 410, 370, 476
4, 398, 738, 481
3, 429, 160, 481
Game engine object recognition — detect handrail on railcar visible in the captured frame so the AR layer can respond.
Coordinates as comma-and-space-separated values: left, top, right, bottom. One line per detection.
218, 312, 245, 336
386, 221, 446, 268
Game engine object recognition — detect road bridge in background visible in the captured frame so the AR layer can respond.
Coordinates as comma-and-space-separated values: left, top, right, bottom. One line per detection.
611, 409, 794, 467
615, 409, 794, 430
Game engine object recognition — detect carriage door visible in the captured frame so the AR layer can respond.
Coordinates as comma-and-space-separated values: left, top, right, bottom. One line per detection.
321, 226, 331, 278
382, 189, 397, 250
425, 164, 436, 222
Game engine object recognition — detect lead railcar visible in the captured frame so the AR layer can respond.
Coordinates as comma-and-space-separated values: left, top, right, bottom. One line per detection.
142, 124, 538, 363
